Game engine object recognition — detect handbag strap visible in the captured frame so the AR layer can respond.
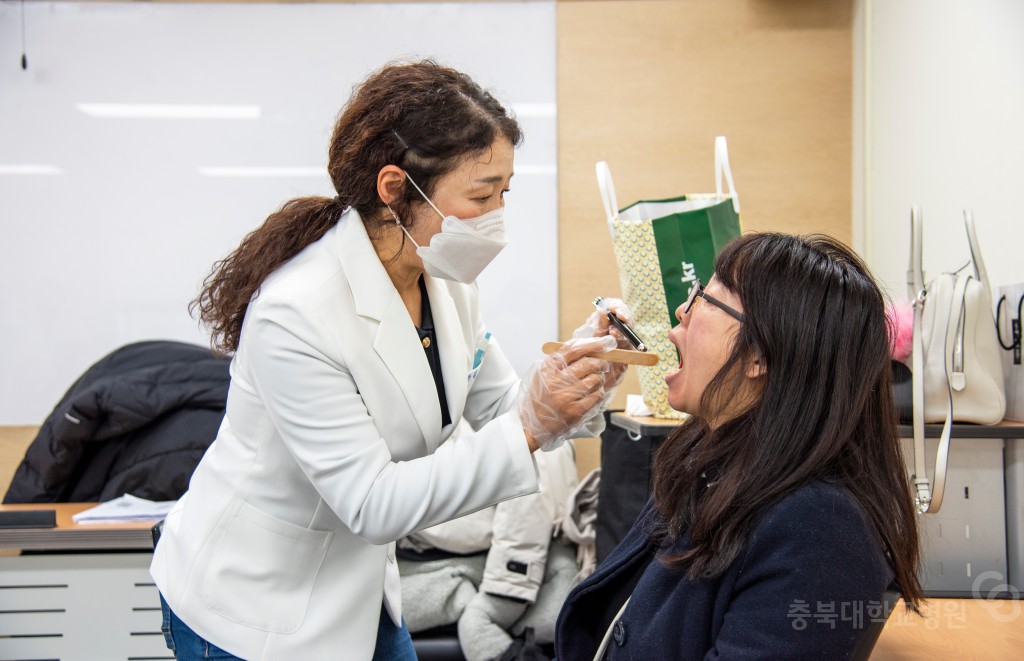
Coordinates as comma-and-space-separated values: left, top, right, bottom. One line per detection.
596, 161, 620, 238
964, 210, 990, 289
909, 207, 929, 511
910, 267, 932, 512
908, 206, 925, 297
922, 274, 969, 513
908, 206, 966, 514
714, 136, 741, 214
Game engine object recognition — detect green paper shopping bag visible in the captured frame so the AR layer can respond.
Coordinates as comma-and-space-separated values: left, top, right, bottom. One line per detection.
597, 136, 742, 419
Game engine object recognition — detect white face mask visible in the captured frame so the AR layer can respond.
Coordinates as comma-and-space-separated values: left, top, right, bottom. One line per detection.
390, 172, 509, 283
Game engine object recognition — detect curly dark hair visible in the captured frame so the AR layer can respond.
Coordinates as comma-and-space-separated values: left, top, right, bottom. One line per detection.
191, 60, 523, 353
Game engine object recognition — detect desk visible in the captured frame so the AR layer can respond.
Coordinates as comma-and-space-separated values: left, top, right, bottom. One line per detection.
0, 503, 168, 661
608, 412, 679, 438
0, 502, 156, 551
608, 415, 1024, 598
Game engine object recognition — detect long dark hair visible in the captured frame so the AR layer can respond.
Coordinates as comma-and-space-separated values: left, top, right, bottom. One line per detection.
651, 233, 922, 607
191, 60, 523, 352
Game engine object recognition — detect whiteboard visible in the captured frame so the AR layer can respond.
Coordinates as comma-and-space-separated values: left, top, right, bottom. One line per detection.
0, 1, 557, 424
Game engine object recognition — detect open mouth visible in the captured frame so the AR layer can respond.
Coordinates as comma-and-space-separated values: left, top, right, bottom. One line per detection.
665, 350, 683, 380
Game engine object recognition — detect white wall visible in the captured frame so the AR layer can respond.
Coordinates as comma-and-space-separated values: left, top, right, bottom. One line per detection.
0, 1, 557, 424
862, 0, 1024, 302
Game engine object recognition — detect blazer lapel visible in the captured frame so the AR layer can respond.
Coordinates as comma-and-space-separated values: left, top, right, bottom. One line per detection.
424, 276, 468, 449
334, 210, 441, 451
373, 296, 442, 449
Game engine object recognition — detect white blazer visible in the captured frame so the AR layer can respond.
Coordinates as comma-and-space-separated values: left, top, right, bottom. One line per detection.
151, 209, 550, 660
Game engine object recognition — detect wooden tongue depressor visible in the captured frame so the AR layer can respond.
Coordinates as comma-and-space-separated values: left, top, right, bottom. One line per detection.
542, 341, 660, 366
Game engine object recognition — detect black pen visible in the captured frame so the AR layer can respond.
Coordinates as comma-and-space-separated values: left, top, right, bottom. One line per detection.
593, 297, 648, 352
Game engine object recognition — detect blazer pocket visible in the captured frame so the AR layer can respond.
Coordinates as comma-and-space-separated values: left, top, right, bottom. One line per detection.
201, 501, 333, 634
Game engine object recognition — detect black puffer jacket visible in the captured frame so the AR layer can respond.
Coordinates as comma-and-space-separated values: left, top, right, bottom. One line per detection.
4, 340, 230, 504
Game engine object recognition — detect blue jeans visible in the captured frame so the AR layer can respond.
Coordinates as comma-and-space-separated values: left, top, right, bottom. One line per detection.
160, 594, 242, 660
159, 593, 416, 660
373, 605, 417, 661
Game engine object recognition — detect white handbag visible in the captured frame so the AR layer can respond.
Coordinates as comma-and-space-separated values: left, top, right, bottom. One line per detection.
908, 207, 1005, 513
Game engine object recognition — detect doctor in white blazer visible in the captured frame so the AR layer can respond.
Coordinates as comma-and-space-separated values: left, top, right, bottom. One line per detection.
151, 61, 627, 661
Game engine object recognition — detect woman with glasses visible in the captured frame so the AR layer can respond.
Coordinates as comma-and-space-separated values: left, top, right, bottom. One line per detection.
555, 233, 922, 659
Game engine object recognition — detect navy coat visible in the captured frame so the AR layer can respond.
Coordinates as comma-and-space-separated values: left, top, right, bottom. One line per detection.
555, 481, 895, 660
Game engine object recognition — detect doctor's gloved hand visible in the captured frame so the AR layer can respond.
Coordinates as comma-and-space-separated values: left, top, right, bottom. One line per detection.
573, 298, 635, 395
518, 336, 617, 452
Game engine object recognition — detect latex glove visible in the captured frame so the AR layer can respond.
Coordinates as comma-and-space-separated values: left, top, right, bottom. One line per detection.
458, 592, 529, 661
573, 298, 636, 395
518, 336, 617, 452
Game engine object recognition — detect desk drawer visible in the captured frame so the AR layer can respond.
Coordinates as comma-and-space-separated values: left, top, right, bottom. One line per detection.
0, 553, 172, 661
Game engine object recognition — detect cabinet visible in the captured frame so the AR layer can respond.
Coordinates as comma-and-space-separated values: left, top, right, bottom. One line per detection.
0, 503, 166, 661
0, 553, 167, 661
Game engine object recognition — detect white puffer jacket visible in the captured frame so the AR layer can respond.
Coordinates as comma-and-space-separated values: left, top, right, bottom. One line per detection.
400, 427, 579, 602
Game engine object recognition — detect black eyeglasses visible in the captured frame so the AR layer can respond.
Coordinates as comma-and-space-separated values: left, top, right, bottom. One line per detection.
684, 278, 746, 323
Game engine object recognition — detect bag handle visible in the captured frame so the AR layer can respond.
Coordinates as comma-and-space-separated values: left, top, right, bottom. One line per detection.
714, 136, 741, 214
964, 210, 990, 290
596, 161, 620, 238
599, 138, 740, 237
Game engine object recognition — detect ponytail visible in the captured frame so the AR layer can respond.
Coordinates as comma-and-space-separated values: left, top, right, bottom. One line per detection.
191, 196, 340, 353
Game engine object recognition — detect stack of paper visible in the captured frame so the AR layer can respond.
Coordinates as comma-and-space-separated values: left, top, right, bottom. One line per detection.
625, 393, 653, 417
72, 494, 177, 524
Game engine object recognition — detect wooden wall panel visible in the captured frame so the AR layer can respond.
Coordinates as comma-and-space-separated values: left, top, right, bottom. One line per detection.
0, 427, 36, 499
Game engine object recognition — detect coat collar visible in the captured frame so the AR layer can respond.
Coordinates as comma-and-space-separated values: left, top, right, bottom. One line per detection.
334, 208, 396, 323
333, 209, 467, 452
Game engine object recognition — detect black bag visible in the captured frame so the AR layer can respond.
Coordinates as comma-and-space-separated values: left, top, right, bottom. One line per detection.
892, 360, 913, 424
595, 411, 666, 563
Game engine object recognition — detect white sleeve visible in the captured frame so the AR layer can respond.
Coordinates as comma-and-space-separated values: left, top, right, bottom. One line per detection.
246, 297, 539, 546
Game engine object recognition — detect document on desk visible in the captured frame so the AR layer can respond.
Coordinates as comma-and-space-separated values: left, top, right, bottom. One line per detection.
72, 494, 177, 524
